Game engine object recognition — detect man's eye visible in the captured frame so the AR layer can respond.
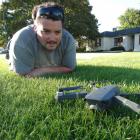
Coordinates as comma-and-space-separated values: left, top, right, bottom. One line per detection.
55, 31, 61, 35
42, 30, 50, 33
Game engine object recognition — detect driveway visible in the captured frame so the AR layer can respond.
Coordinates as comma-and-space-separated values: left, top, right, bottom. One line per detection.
76, 52, 120, 59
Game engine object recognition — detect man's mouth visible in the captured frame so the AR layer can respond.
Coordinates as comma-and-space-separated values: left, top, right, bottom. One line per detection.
47, 41, 57, 45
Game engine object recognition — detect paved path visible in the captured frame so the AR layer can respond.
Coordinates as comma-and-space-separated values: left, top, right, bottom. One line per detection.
76, 52, 120, 59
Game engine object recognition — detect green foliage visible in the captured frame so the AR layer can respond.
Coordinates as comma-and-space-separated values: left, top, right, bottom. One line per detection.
0, 0, 99, 45
110, 46, 125, 51
76, 47, 86, 52
0, 1, 33, 44
1, 53, 140, 139
118, 8, 140, 29
62, 0, 99, 40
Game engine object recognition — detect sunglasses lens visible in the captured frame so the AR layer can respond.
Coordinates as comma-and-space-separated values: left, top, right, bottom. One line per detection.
36, 7, 64, 20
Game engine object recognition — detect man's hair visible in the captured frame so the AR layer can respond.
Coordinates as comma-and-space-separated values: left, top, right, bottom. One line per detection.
32, 2, 64, 23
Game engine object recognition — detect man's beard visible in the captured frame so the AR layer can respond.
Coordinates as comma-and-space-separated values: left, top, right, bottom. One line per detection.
42, 41, 58, 51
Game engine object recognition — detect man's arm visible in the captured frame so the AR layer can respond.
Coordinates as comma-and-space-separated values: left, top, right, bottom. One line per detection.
26, 66, 73, 77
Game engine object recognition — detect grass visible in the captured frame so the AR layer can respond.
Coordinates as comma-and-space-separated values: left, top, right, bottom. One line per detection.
0, 52, 140, 140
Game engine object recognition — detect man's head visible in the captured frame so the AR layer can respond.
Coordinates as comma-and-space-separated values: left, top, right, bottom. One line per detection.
32, 2, 64, 51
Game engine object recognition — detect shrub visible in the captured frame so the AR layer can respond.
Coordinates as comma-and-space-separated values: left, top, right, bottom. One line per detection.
76, 47, 86, 52
95, 50, 104, 52
110, 46, 125, 51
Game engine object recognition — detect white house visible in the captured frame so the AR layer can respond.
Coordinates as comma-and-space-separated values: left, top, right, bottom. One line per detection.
95, 27, 140, 52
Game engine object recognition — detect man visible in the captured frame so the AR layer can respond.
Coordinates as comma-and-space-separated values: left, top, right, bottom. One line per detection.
9, 2, 77, 77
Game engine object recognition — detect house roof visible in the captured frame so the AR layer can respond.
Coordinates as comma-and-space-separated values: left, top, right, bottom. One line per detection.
101, 26, 140, 37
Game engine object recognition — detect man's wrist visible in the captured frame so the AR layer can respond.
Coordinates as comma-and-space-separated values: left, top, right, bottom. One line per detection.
26, 66, 73, 77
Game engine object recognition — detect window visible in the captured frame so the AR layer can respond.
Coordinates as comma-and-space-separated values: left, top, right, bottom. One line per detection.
139, 35, 140, 45
114, 37, 123, 46
96, 38, 101, 46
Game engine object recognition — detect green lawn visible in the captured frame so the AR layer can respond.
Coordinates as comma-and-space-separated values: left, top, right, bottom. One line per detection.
0, 52, 140, 140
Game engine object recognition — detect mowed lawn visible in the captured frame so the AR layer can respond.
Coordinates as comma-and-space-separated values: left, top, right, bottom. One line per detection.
0, 52, 140, 140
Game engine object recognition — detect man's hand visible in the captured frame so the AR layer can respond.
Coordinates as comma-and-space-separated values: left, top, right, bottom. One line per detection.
26, 66, 73, 77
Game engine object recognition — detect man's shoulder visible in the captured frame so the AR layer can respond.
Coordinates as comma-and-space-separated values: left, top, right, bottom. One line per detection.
13, 25, 35, 41
59, 29, 77, 51
62, 29, 76, 45
62, 29, 74, 39
10, 25, 37, 51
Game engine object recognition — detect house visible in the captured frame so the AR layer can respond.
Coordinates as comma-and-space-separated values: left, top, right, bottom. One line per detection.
95, 26, 140, 52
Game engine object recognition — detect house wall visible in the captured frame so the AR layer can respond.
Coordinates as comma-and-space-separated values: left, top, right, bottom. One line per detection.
96, 32, 140, 52
102, 37, 114, 50
123, 36, 133, 51
134, 34, 140, 51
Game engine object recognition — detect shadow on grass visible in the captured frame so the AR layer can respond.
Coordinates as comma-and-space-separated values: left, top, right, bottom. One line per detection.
1, 64, 140, 118
43, 65, 140, 84
45, 65, 140, 117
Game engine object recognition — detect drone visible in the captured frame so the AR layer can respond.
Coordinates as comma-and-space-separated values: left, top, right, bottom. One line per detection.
55, 85, 140, 114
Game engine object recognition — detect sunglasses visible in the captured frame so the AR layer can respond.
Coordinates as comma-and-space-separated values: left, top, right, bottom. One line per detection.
36, 6, 64, 21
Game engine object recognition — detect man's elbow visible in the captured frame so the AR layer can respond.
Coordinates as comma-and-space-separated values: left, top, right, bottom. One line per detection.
11, 69, 32, 77
67, 66, 76, 73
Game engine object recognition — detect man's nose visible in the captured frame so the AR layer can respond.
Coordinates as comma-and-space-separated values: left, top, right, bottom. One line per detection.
48, 32, 56, 40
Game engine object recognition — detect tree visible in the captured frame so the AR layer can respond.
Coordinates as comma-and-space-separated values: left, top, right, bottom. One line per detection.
0, 0, 40, 45
0, 0, 99, 46
118, 8, 140, 29
58, 0, 99, 40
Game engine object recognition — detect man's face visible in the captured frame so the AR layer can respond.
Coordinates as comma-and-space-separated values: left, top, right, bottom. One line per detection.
35, 18, 62, 51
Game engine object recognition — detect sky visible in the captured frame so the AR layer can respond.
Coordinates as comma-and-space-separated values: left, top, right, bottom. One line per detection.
89, 0, 140, 32
0, 0, 6, 4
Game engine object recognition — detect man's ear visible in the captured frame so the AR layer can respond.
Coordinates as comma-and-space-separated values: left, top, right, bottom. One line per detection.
33, 24, 37, 32
33, 19, 38, 32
